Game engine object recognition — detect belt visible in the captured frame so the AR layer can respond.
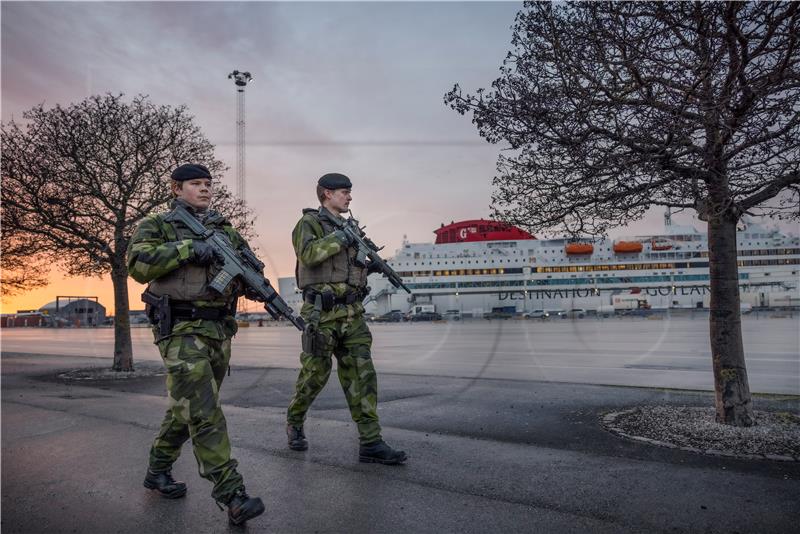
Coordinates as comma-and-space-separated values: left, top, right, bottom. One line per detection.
171, 305, 229, 322
303, 290, 362, 311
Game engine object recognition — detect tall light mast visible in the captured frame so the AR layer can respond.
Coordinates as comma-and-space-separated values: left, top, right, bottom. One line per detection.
227, 70, 253, 202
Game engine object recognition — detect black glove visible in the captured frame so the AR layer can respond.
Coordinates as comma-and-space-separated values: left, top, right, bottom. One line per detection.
192, 241, 223, 266
244, 286, 266, 302
332, 229, 354, 247
365, 260, 382, 275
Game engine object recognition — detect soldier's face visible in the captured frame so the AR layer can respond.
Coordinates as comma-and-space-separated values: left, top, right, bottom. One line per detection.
175, 179, 213, 210
325, 188, 351, 214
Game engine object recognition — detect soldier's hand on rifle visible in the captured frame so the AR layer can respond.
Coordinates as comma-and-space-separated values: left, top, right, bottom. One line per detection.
332, 229, 354, 247
365, 259, 382, 275
244, 286, 267, 302
192, 241, 224, 266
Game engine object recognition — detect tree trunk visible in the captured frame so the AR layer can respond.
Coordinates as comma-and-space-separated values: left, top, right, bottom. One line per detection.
111, 259, 134, 372
707, 214, 755, 426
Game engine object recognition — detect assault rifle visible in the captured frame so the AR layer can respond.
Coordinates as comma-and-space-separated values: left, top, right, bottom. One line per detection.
319, 210, 411, 294
166, 204, 305, 331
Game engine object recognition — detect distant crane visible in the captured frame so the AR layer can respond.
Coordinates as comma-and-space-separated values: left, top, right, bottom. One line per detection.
227, 70, 253, 202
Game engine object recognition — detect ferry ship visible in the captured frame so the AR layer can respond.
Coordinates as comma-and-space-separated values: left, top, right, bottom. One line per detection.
357, 212, 800, 317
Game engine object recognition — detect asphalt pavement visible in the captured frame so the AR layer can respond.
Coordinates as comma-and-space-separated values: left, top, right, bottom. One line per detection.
2, 351, 799, 534
2, 315, 798, 394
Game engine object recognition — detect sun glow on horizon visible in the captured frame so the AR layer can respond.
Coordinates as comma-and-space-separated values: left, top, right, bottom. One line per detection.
0, 273, 147, 316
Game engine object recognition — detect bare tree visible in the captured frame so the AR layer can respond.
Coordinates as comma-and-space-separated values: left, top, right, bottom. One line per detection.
1, 202, 50, 296
1, 93, 256, 371
445, 1, 799, 426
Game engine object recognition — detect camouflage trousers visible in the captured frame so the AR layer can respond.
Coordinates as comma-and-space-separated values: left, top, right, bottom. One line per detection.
149, 333, 244, 503
287, 314, 382, 444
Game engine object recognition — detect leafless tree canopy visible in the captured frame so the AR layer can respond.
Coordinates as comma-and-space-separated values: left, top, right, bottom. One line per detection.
1, 93, 256, 291
445, 1, 799, 236
0, 207, 49, 296
446, 1, 800, 426
2, 93, 257, 371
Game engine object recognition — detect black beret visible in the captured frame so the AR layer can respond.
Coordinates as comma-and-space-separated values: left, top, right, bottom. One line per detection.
317, 172, 352, 190
171, 164, 212, 182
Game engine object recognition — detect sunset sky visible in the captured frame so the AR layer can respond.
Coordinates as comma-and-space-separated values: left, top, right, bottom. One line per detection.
2, 1, 797, 315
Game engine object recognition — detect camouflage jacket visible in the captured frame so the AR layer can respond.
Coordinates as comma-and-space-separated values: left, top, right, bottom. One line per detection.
292, 207, 365, 323
127, 200, 249, 340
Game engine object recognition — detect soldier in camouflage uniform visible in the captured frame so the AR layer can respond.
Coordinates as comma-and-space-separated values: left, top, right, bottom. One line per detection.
286, 172, 407, 465
127, 164, 265, 525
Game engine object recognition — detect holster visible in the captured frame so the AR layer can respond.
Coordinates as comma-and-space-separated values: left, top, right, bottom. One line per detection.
301, 293, 324, 356
142, 291, 172, 339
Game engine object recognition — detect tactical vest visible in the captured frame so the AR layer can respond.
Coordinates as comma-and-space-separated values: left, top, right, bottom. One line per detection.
296, 209, 369, 290
147, 211, 240, 303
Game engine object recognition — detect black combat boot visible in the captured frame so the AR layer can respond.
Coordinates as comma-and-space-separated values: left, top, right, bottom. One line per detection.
286, 424, 308, 451
143, 469, 187, 499
359, 440, 407, 465
226, 487, 265, 525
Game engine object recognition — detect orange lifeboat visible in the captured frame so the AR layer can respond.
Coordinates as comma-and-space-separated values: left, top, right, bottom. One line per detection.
613, 241, 643, 253
565, 243, 594, 255
650, 238, 673, 251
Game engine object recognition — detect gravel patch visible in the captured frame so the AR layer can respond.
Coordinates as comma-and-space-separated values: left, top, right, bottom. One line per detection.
603, 406, 800, 461
57, 362, 166, 381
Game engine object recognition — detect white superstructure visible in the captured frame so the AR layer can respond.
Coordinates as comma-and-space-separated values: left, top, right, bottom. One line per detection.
364, 216, 800, 317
